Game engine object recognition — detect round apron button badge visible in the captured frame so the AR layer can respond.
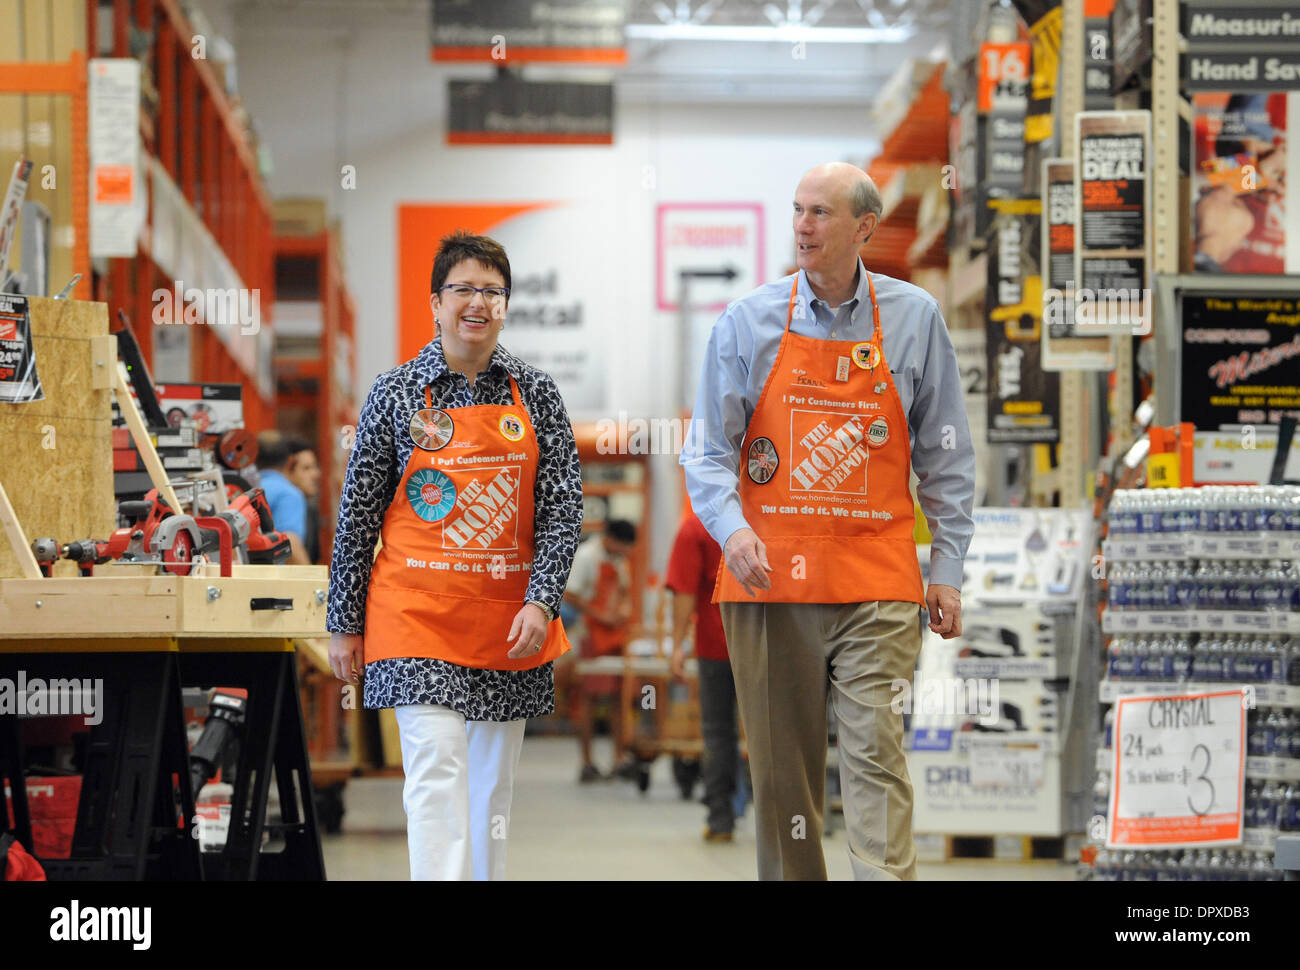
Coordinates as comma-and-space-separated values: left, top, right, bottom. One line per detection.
851, 342, 880, 370
407, 468, 457, 521
499, 413, 525, 442
866, 416, 890, 448
747, 437, 779, 484
410, 408, 454, 451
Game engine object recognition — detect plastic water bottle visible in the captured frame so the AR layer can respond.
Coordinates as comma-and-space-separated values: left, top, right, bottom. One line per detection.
1256, 561, 1283, 611
1174, 560, 1196, 609
1198, 488, 1218, 532
1275, 714, 1294, 763
1281, 784, 1300, 832
1248, 709, 1265, 756
1173, 635, 1194, 681
1282, 561, 1300, 611
1222, 635, 1245, 682
1193, 634, 1223, 683
1284, 485, 1300, 531
1108, 562, 1129, 610
1108, 637, 1127, 681
1204, 561, 1229, 609
1262, 487, 1285, 532
1289, 712, 1300, 759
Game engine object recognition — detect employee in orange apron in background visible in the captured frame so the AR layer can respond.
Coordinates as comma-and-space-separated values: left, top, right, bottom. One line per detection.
327, 231, 583, 881
681, 163, 976, 880
559, 519, 637, 782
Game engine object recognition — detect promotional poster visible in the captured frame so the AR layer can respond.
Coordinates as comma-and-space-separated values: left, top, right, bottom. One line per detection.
1192, 92, 1298, 275
986, 198, 1060, 443
1074, 110, 1152, 332
1041, 157, 1112, 369
0, 294, 42, 403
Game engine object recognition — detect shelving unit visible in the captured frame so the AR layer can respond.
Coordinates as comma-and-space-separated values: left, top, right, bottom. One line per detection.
83, 0, 276, 430
862, 60, 950, 292
272, 225, 358, 564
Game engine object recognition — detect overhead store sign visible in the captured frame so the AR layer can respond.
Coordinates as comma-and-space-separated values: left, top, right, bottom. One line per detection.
447, 78, 613, 145
1191, 93, 1298, 274
431, 0, 626, 64
1041, 158, 1111, 370
1182, 3, 1300, 90
1107, 690, 1246, 849
1074, 110, 1152, 333
655, 204, 763, 312
1084, 0, 1116, 109
88, 59, 143, 259
986, 197, 1060, 444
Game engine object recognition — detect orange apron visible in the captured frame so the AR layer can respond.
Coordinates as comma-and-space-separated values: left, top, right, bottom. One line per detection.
584, 559, 629, 657
364, 376, 571, 669
714, 273, 925, 605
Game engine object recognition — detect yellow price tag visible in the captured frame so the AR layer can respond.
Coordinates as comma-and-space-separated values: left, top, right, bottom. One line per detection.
1147, 453, 1180, 488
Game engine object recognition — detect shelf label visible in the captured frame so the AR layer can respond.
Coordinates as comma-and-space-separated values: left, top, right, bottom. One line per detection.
1108, 689, 1247, 849
970, 738, 1045, 790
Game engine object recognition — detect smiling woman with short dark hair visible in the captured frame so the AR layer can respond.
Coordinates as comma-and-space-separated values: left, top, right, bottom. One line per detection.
327, 230, 583, 881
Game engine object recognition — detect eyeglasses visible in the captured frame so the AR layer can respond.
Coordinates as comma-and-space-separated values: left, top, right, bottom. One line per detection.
439, 284, 510, 302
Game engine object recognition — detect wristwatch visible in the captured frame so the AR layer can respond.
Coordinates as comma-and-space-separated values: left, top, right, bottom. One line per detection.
527, 600, 556, 622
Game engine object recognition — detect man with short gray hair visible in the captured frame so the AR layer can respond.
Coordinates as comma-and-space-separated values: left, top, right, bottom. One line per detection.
681, 162, 975, 880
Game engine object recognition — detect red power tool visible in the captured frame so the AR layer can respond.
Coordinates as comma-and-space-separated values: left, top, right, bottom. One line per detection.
193, 487, 291, 576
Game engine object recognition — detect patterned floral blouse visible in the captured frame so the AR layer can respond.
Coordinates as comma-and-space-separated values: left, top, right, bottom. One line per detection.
326, 337, 584, 720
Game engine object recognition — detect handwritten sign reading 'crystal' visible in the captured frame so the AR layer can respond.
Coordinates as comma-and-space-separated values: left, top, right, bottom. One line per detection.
1107, 689, 1246, 849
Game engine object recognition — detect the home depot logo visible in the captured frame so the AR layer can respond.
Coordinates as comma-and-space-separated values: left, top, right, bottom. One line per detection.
442, 465, 521, 550
0, 318, 17, 340
788, 409, 868, 493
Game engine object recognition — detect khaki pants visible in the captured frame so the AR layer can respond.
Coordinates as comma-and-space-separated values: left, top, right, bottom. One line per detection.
721, 600, 922, 881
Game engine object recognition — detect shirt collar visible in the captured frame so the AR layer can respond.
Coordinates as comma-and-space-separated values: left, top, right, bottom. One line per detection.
797, 258, 871, 320
414, 336, 523, 385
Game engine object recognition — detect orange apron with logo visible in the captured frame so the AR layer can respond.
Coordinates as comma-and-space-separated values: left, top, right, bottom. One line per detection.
364, 377, 571, 669
584, 559, 629, 657
714, 274, 925, 605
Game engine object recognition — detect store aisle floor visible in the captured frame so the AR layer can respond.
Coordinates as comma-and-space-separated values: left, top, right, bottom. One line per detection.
322, 736, 1078, 881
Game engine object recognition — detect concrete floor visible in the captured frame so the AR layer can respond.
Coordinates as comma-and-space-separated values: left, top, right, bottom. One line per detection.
321, 735, 1078, 881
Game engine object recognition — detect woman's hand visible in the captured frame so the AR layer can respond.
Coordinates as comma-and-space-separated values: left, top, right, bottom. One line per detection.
329, 632, 365, 684
506, 603, 551, 659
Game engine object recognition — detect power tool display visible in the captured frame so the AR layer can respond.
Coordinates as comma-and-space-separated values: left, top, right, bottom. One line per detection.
31, 486, 290, 577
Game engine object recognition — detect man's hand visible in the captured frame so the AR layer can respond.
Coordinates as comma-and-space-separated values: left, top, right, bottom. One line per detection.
506, 602, 550, 659
926, 584, 962, 639
329, 632, 365, 684
723, 528, 772, 597
669, 646, 687, 682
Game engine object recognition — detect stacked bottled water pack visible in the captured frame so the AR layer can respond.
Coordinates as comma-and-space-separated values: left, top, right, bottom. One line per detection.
1109, 484, 1300, 536
1106, 633, 1299, 684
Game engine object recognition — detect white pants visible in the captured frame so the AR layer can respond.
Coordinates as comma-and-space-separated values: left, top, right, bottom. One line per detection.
393, 704, 526, 881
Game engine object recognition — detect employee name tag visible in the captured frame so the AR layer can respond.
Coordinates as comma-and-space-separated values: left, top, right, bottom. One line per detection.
835, 356, 851, 382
